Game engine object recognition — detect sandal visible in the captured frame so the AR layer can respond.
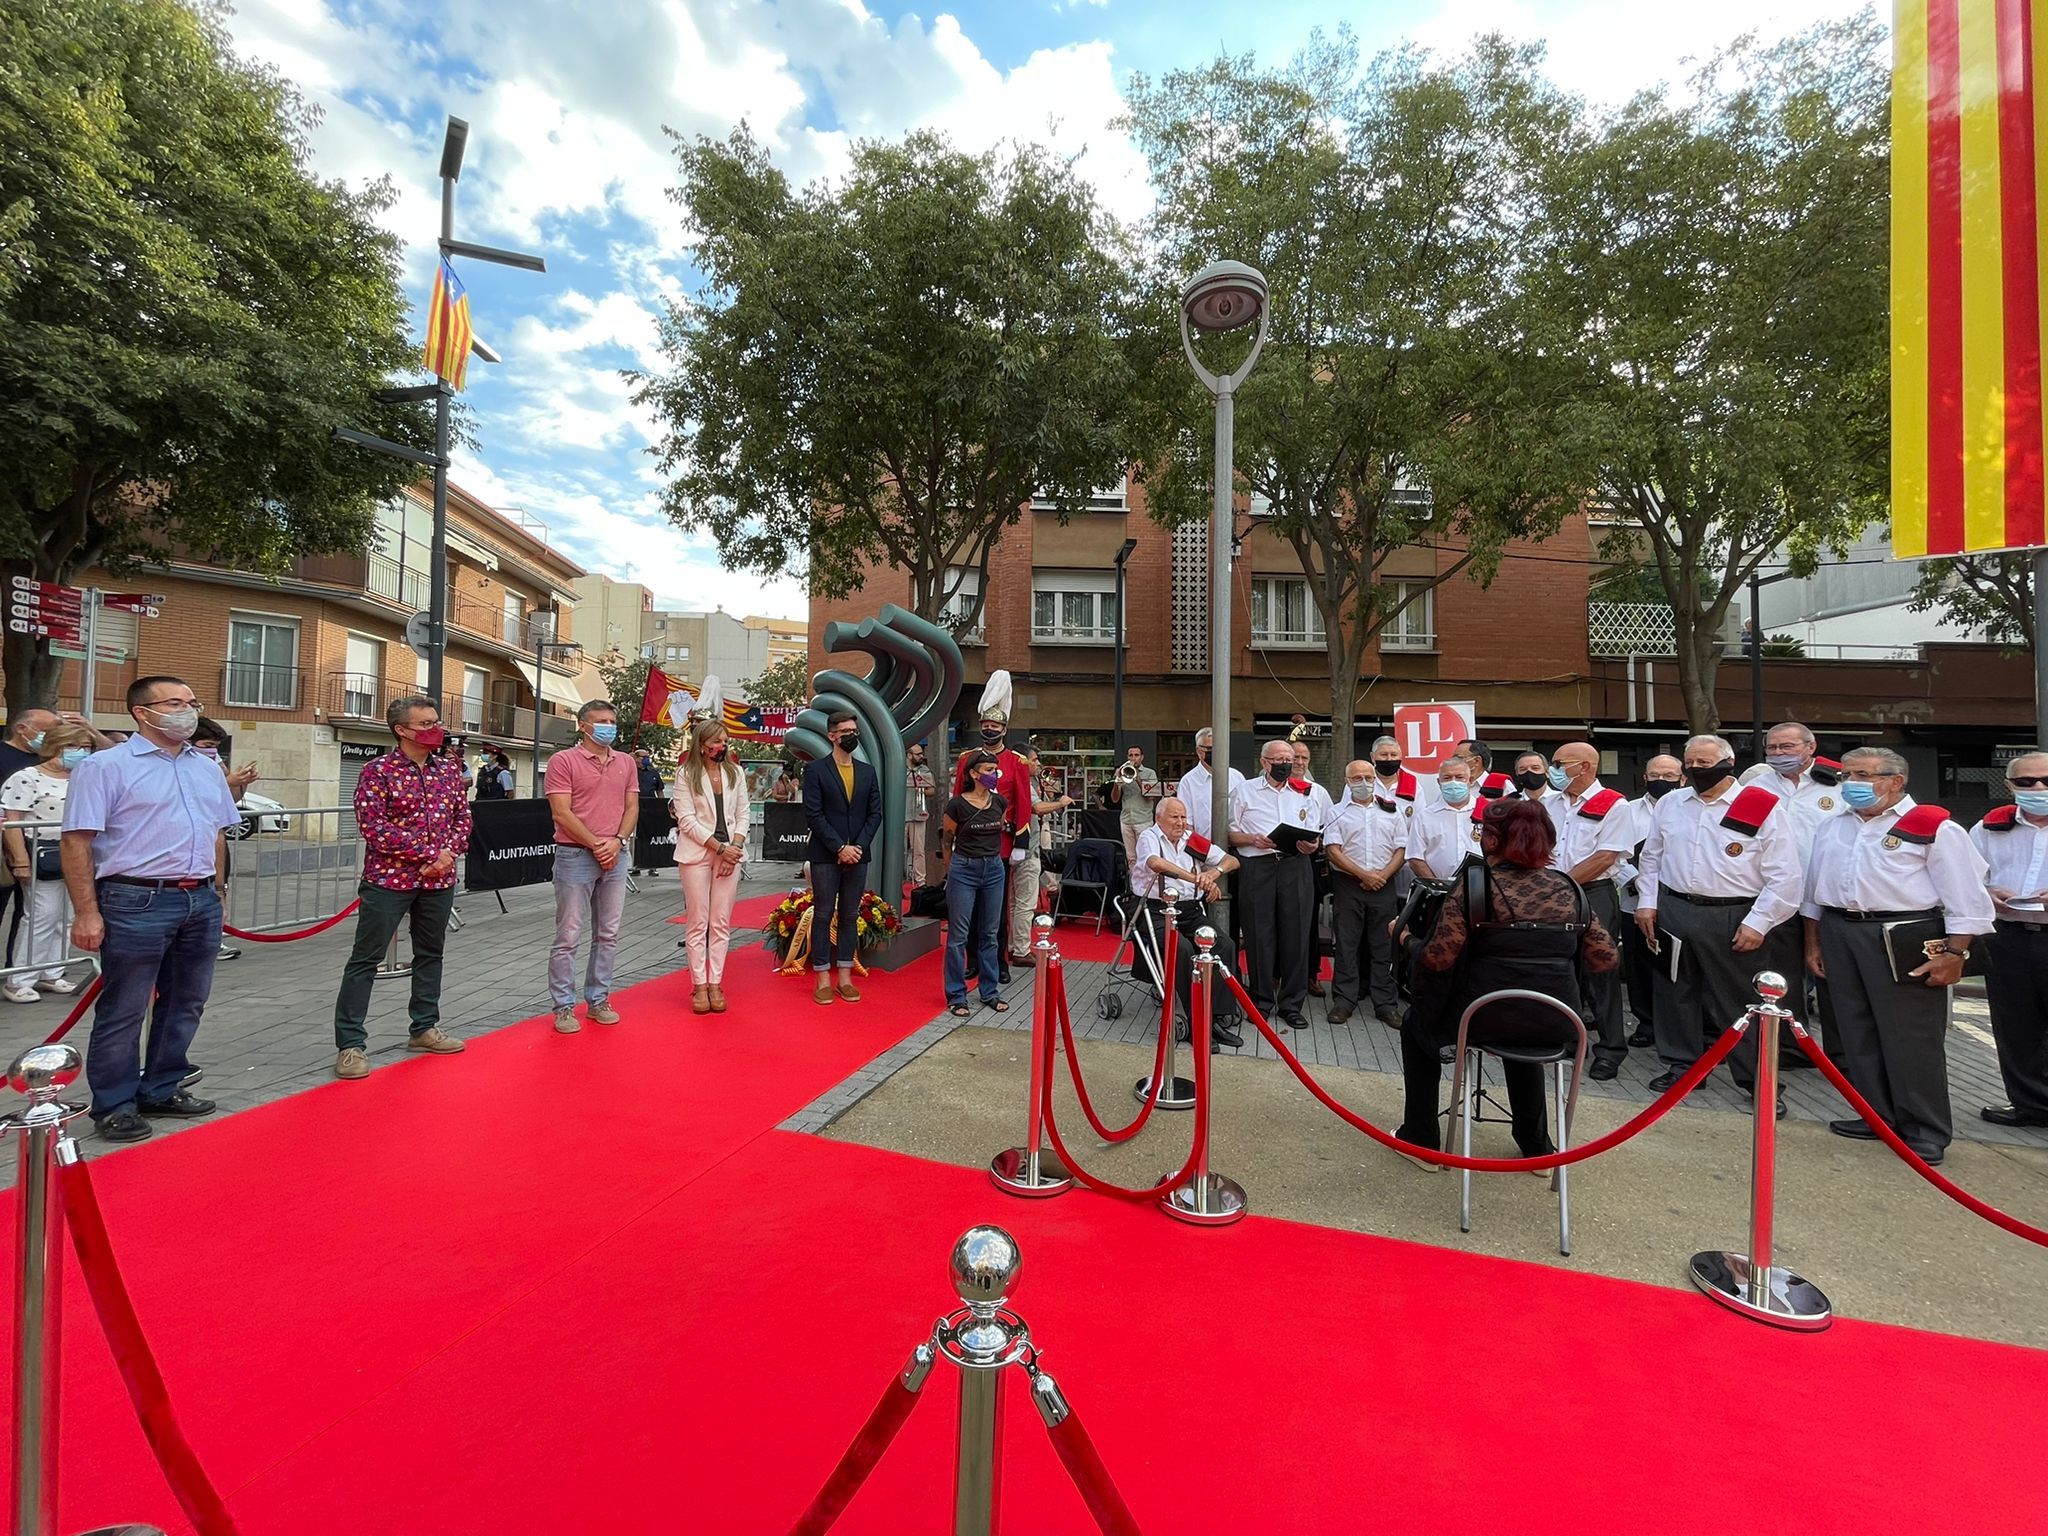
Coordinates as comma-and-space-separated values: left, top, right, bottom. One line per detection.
949, 1004, 973, 1018
986, 998, 1010, 1013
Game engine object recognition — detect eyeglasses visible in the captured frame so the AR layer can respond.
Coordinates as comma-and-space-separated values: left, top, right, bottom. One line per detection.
2010, 776, 2048, 789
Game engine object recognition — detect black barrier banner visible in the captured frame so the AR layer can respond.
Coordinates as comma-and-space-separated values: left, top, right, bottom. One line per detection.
635, 799, 678, 871
763, 802, 809, 862
465, 798, 557, 891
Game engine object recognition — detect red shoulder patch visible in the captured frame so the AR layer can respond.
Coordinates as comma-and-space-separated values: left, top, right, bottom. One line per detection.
1811, 756, 1842, 785
1981, 804, 2021, 831
1577, 787, 1625, 820
1478, 772, 1513, 799
1186, 832, 1215, 858
1395, 769, 1418, 801
1890, 803, 1952, 845
1718, 785, 1781, 838
1288, 777, 1314, 795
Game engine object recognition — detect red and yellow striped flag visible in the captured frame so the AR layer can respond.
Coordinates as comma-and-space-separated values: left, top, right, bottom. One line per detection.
1893, 0, 2046, 557
421, 258, 473, 392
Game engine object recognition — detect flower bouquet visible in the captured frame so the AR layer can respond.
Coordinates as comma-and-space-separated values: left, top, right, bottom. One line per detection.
765, 888, 903, 974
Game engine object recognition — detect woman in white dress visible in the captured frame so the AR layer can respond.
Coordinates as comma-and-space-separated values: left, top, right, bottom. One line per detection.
0, 722, 95, 1003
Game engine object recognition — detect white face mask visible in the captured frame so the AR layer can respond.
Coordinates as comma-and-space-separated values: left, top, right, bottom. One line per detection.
1346, 779, 1371, 802
143, 704, 199, 742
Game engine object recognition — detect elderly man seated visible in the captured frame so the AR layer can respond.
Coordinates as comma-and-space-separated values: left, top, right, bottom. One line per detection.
1130, 796, 1244, 1049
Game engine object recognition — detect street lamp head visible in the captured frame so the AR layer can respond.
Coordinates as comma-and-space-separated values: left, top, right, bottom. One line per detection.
1114, 538, 1139, 567
440, 116, 470, 182
1180, 261, 1267, 334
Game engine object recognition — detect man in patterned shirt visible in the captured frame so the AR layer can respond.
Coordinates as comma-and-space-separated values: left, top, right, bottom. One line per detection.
330, 694, 473, 1079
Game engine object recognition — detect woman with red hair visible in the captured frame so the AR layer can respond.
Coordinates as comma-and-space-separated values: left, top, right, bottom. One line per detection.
1394, 798, 1618, 1164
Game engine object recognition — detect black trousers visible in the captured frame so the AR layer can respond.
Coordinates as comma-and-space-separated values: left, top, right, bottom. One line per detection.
1982, 920, 2048, 1118
1622, 904, 1656, 1026
1819, 912, 1953, 1154
1396, 1015, 1551, 1156
1238, 854, 1315, 1020
1650, 892, 1770, 1092
1581, 881, 1625, 1066
1139, 898, 1240, 1026
1329, 879, 1399, 1014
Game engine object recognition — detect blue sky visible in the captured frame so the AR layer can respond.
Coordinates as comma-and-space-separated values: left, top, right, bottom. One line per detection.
221, 0, 1876, 625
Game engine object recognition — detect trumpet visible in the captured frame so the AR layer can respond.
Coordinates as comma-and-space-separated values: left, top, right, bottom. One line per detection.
1117, 761, 1139, 784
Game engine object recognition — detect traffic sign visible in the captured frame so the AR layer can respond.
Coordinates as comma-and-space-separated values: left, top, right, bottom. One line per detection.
404, 610, 433, 652
100, 592, 163, 617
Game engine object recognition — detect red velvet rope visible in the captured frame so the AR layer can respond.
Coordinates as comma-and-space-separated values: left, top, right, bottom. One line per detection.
1792, 1031, 2048, 1248
221, 899, 361, 943
60, 1161, 241, 1536
1226, 971, 1746, 1172
786, 1366, 928, 1535
36, 973, 104, 1046
1041, 1398, 1144, 1536
1051, 965, 1174, 1145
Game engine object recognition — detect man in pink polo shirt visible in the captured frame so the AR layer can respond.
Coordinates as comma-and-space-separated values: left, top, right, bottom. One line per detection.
544, 700, 639, 1033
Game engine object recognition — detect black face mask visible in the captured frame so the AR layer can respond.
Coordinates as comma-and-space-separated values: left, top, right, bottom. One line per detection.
980, 726, 1004, 744
1644, 779, 1680, 800
1685, 761, 1734, 792
1265, 761, 1291, 783
1374, 759, 1401, 778
1513, 770, 1547, 794
836, 732, 860, 754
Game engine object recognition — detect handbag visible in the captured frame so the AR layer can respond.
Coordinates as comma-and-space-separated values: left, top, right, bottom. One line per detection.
32, 841, 62, 881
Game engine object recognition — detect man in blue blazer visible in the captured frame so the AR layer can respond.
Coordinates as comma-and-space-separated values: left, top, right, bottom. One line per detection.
802, 710, 884, 1004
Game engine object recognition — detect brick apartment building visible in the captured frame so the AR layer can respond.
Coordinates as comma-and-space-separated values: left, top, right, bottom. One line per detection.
32, 479, 592, 807
809, 474, 2039, 813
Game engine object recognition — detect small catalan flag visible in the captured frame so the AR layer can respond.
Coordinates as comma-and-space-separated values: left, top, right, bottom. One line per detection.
1891, 0, 2047, 558
422, 258, 474, 392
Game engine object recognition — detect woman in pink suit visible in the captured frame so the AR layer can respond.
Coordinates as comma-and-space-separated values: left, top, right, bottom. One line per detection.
673, 718, 750, 1014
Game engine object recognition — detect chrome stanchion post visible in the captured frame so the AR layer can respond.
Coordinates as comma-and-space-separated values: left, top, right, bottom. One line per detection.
935, 1227, 1030, 1536
1689, 971, 1832, 1331
372, 928, 411, 981
2, 1044, 166, 1536
1133, 897, 1195, 1110
1161, 927, 1246, 1226
991, 917, 1071, 1196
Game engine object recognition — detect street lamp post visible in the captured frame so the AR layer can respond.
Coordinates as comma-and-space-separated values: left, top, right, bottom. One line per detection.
1111, 537, 1138, 758
1180, 262, 1270, 932
1746, 569, 1799, 763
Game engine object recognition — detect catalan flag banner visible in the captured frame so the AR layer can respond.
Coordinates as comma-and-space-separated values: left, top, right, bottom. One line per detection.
637, 669, 696, 729
1892, 0, 2047, 558
422, 258, 474, 392
722, 700, 799, 742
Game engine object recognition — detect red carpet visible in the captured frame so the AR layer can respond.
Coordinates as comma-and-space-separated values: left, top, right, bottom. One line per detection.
14, 953, 2046, 1533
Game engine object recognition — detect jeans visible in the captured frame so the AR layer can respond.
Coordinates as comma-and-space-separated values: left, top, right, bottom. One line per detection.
333, 881, 455, 1050
810, 858, 868, 971
945, 855, 1006, 1005
87, 882, 222, 1118
550, 846, 628, 1007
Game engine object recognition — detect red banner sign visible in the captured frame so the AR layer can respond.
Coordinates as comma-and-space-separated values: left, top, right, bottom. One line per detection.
1391, 701, 1476, 777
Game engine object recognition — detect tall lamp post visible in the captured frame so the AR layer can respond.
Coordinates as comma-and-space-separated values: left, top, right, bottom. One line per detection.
1111, 537, 1138, 757
1180, 261, 1270, 931
1746, 569, 1799, 763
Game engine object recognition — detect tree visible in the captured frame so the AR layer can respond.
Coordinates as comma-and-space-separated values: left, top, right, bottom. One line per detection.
598, 653, 679, 760
632, 130, 1133, 638
1120, 33, 1591, 765
745, 652, 810, 709
0, 0, 433, 714
1531, 16, 1891, 732
1907, 554, 2034, 650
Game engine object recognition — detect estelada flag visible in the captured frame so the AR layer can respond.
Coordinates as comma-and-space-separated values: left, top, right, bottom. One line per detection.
1892, 0, 2047, 557
422, 258, 474, 392
638, 669, 696, 729
722, 700, 798, 742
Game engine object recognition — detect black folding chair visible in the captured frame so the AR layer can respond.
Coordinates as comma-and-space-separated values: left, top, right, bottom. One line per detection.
1053, 838, 1122, 934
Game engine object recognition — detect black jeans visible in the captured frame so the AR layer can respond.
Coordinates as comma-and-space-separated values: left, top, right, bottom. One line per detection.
810, 859, 868, 971
333, 881, 454, 1050
1396, 1014, 1552, 1156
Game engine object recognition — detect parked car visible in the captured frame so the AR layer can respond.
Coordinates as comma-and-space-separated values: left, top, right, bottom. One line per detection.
228, 791, 291, 841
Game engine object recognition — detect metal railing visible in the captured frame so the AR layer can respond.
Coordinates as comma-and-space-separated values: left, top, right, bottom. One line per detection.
1589, 601, 1677, 657
327, 672, 385, 722
218, 662, 306, 712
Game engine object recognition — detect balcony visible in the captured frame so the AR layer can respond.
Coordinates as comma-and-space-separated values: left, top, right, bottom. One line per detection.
327, 671, 388, 723
482, 699, 577, 747
366, 552, 430, 610
219, 663, 309, 714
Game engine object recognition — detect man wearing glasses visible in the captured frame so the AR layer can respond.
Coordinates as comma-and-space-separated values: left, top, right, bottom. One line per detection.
1801, 747, 1993, 1165
60, 677, 245, 1143
1970, 751, 2048, 1128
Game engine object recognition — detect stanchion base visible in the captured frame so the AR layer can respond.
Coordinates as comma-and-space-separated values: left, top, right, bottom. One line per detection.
1133, 1074, 1197, 1111
373, 964, 414, 980
1160, 1172, 1247, 1226
76, 1525, 168, 1534
990, 1146, 1073, 1197
1688, 1251, 1832, 1332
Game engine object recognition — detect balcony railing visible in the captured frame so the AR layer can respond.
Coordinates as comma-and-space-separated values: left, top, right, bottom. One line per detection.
482, 699, 576, 747
327, 671, 386, 722
219, 663, 306, 712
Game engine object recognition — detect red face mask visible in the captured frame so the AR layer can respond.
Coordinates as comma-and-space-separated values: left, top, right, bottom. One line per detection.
411, 725, 447, 750
705, 744, 727, 762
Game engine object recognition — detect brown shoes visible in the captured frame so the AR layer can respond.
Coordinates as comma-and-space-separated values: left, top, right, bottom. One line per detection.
836, 979, 861, 1002
406, 1027, 465, 1054
692, 985, 711, 1015
814, 979, 835, 1006
334, 1048, 369, 1080
587, 1000, 621, 1026
708, 985, 727, 1013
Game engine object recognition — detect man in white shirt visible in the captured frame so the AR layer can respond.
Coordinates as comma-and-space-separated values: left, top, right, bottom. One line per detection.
1549, 742, 1639, 1078
1738, 719, 1848, 1070
1229, 739, 1325, 1029
1803, 747, 1994, 1163
1132, 797, 1243, 1047
1324, 761, 1406, 1026
1405, 756, 1477, 882
1620, 756, 1684, 1047
1636, 734, 1804, 1106
1971, 751, 2048, 1127
1177, 726, 1244, 843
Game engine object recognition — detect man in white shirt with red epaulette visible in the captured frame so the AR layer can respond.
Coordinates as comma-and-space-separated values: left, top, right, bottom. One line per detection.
1970, 751, 2048, 1128
1550, 742, 1638, 1079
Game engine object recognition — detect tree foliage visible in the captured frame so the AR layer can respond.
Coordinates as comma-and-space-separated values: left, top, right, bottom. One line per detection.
598, 652, 679, 760
0, 0, 433, 712
745, 651, 811, 709
1531, 16, 1891, 731
1907, 553, 2035, 649
1120, 33, 1591, 765
634, 129, 1133, 637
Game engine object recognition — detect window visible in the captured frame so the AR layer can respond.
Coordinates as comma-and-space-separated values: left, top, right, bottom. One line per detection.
1031, 475, 1128, 513
1379, 580, 1437, 651
938, 567, 984, 643
225, 615, 299, 708
503, 592, 526, 647
461, 667, 487, 731
1031, 569, 1120, 644
340, 634, 382, 719
1249, 576, 1324, 647
369, 498, 431, 607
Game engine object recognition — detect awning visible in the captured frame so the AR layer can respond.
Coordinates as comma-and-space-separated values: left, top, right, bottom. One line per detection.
446, 528, 499, 571
515, 659, 589, 711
